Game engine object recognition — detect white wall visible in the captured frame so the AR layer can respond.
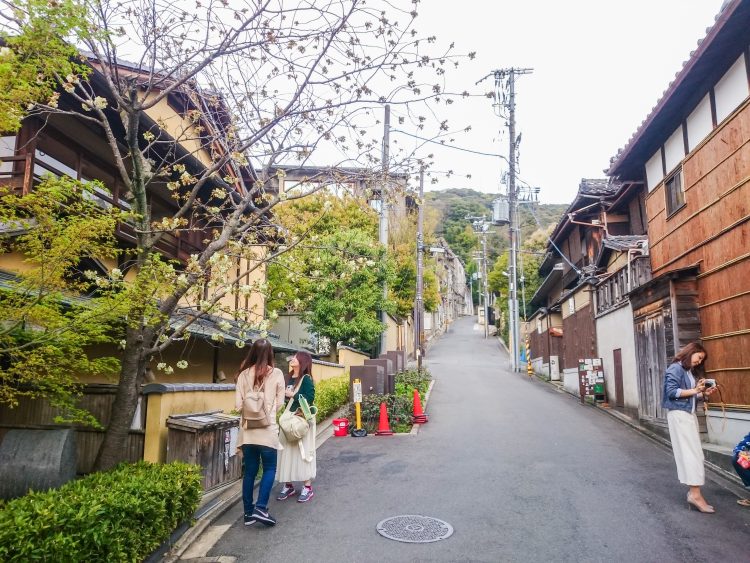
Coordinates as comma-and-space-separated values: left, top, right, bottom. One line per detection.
686, 94, 713, 151
663, 126, 685, 174
714, 54, 749, 124
706, 409, 750, 448
596, 303, 639, 411
645, 150, 664, 191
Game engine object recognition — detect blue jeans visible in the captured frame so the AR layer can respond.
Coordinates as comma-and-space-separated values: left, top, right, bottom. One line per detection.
242, 444, 277, 515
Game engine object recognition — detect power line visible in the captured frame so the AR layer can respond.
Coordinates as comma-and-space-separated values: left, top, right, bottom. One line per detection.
390, 129, 509, 161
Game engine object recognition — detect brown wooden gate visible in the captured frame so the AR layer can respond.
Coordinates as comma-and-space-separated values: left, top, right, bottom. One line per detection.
613, 348, 625, 408
634, 310, 669, 424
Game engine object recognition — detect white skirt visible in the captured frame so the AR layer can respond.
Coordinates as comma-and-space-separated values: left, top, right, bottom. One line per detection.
666, 409, 705, 486
276, 418, 317, 483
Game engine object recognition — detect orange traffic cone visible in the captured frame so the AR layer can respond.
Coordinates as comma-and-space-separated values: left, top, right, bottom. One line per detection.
412, 389, 428, 424
375, 402, 394, 436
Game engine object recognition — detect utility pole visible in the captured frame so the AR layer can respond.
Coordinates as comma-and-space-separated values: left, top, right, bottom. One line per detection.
481, 227, 489, 339
492, 67, 532, 372
379, 104, 390, 355
415, 165, 425, 369
469, 218, 490, 339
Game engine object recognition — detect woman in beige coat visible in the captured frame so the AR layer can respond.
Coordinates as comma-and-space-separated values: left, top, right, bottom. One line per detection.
235, 339, 285, 527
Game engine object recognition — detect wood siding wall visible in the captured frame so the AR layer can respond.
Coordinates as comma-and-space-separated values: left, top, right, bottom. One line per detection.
645, 99, 750, 405
562, 303, 596, 370
529, 325, 562, 374
0, 386, 144, 473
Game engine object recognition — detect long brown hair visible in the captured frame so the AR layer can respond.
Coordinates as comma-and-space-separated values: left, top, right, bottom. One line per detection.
237, 339, 275, 387
292, 351, 313, 379
673, 341, 708, 376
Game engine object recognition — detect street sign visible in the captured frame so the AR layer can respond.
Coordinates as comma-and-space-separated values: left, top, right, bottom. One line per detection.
353, 379, 362, 404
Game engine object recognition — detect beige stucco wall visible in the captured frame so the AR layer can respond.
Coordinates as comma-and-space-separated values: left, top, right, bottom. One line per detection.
1, 251, 34, 274
338, 347, 369, 368
562, 287, 592, 320
311, 361, 346, 383
142, 94, 213, 167
143, 389, 235, 462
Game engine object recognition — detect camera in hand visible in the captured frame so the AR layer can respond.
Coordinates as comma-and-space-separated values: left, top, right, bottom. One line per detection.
704, 378, 716, 388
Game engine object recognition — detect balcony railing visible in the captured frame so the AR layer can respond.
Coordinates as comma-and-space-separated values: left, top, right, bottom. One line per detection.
595, 255, 652, 316
1, 152, 205, 263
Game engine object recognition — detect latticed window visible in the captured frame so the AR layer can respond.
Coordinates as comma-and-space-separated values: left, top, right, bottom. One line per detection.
665, 167, 685, 216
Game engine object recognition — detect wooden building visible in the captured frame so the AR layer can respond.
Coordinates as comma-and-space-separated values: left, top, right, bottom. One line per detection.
529, 179, 620, 390
592, 175, 653, 417
0, 57, 298, 470
607, 0, 750, 445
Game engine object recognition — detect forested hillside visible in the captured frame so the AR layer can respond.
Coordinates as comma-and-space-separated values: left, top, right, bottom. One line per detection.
424, 188, 568, 264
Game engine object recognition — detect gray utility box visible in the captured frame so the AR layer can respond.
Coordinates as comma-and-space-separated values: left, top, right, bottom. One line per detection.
350, 364, 384, 397
166, 412, 241, 491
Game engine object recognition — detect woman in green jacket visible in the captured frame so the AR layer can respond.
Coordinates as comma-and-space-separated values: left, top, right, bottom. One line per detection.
276, 351, 316, 502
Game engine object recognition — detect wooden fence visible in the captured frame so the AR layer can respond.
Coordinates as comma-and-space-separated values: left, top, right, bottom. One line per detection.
0, 384, 144, 474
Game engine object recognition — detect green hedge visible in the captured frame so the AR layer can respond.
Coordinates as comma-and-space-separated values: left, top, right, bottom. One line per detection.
0, 461, 202, 562
394, 367, 431, 399
315, 374, 349, 423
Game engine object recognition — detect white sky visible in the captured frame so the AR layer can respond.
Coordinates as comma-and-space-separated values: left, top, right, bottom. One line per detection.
406, 0, 725, 203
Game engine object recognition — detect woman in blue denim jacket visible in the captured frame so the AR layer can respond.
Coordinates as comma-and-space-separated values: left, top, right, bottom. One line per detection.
662, 342, 717, 513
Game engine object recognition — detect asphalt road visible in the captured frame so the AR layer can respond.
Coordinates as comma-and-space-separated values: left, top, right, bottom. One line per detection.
204, 316, 750, 562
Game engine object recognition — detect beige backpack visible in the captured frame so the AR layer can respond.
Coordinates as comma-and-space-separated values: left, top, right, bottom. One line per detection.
241, 368, 275, 428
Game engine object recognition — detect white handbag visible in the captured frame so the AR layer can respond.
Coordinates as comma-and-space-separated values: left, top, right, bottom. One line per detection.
279, 397, 310, 441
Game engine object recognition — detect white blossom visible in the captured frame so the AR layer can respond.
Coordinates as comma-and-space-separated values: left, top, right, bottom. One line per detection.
176, 360, 188, 369
156, 362, 167, 371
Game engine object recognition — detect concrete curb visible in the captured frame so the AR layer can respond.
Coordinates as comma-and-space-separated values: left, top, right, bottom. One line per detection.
162, 405, 349, 562
532, 373, 747, 496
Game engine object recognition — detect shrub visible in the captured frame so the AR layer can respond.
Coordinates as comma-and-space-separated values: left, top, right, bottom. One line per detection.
394, 367, 432, 400
314, 374, 350, 423
0, 461, 202, 562
350, 393, 414, 434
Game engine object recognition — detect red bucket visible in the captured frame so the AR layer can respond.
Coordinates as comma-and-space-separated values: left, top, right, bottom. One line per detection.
333, 418, 349, 437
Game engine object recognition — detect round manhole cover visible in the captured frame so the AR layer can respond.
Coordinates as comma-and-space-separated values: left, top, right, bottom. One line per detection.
376, 515, 454, 543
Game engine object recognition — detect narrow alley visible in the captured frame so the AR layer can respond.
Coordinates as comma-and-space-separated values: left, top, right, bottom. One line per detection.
201, 317, 749, 562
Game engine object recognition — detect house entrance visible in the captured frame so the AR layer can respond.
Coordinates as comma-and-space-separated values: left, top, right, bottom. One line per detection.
633, 309, 669, 425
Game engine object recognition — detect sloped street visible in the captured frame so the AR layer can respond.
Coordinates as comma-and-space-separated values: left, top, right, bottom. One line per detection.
200, 316, 749, 562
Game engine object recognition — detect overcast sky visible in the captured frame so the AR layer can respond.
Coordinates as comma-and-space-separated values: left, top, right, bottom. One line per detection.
406, 0, 724, 204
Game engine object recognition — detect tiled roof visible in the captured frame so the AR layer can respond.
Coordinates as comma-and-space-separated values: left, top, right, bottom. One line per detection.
579, 178, 619, 197
169, 307, 306, 353
602, 235, 648, 252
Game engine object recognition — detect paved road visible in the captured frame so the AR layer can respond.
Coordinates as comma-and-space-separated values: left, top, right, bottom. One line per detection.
202, 316, 749, 562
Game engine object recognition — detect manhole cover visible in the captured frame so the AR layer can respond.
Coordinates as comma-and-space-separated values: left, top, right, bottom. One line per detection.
376, 515, 454, 543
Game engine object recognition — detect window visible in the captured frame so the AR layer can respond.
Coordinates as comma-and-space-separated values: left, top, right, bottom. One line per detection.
665, 167, 685, 216
0, 136, 16, 175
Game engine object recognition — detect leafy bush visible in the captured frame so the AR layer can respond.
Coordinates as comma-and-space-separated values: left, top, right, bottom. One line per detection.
350, 393, 414, 434
314, 374, 350, 423
0, 461, 202, 562
394, 367, 431, 400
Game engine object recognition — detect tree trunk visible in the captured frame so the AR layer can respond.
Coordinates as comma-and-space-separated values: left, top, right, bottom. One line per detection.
93, 325, 152, 472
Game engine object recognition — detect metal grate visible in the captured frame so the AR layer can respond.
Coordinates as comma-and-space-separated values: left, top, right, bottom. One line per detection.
376, 515, 454, 543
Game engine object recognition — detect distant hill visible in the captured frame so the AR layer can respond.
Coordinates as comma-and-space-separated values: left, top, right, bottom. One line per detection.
424, 188, 567, 263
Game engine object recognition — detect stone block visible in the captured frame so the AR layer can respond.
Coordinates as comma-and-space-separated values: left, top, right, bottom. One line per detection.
350, 365, 382, 397
0, 428, 77, 499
